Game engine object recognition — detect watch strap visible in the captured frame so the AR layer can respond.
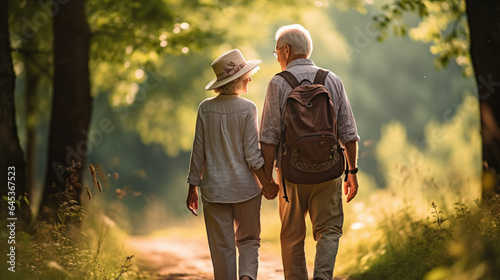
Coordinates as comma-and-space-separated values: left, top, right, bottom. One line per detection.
347, 167, 358, 174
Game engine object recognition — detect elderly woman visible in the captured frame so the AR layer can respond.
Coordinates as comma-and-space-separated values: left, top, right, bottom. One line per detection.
186, 49, 278, 280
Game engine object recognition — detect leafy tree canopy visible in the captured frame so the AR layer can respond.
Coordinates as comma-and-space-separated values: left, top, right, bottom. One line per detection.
372, 0, 470, 74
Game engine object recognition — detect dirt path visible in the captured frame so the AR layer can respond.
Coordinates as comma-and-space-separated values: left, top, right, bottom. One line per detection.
128, 235, 348, 280
128, 236, 285, 280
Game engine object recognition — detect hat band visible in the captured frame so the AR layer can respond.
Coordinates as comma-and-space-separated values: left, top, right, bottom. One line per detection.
218, 61, 246, 80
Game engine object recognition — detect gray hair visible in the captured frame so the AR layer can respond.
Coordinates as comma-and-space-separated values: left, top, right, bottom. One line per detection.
214, 66, 260, 95
275, 24, 313, 58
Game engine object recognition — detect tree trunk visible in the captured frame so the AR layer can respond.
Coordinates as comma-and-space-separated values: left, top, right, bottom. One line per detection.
465, 0, 500, 201
39, 0, 92, 221
0, 0, 32, 229
22, 46, 41, 204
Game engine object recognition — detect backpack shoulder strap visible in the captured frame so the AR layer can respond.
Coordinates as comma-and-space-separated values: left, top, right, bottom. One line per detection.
276, 71, 300, 88
313, 69, 329, 85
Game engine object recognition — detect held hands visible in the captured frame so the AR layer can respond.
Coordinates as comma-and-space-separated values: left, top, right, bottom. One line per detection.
344, 174, 359, 203
254, 166, 278, 200
186, 184, 199, 216
262, 179, 279, 200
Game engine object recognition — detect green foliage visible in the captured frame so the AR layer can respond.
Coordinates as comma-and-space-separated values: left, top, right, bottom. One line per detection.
0, 163, 141, 279
431, 202, 450, 240
350, 203, 454, 280
87, 0, 225, 103
8, 0, 53, 74
86, 0, 320, 157
375, 94, 481, 204
324, 4, 476, 187
425, 198, 500, 280
3, 219, 138, 280
344, 197, 500, 280
372, 0, 471, 75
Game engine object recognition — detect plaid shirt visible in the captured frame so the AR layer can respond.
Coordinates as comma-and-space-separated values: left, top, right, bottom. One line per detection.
260, 59, 359, 163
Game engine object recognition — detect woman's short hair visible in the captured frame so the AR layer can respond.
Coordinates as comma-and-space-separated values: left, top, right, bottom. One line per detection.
275, 24, 313, 58
214, 66, 260, 94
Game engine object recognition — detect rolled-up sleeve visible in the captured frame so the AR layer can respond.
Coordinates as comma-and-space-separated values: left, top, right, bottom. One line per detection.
244, 104, 265, 170
259, 80, 282, 145
186, 106, 206, 186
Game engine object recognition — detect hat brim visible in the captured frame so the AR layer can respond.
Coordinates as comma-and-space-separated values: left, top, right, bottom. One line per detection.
205, 60, 261, 91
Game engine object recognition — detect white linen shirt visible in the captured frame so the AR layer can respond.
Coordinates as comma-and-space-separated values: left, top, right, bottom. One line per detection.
187, 94, 265, 203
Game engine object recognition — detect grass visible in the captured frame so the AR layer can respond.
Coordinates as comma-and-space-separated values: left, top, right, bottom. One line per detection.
338, 196, 500, 280
0, 162, 140, 280
328, 170, 498, 280
0, 204, 138, 280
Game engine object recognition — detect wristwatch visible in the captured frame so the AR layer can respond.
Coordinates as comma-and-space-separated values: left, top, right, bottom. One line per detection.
344, 167, 358, 182
346, 167, 358, 174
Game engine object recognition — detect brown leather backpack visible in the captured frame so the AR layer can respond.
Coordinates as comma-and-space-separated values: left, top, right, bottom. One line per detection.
277, 69, 345, 202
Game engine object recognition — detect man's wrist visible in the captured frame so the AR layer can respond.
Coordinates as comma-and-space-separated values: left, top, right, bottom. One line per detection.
346, 167, 358, 174
344, 167, 358, 182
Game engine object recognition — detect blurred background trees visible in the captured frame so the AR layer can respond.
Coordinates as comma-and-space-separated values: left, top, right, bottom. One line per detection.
4, 0, 496, 230
1, 0, 31, 229
370, 0, 500, 202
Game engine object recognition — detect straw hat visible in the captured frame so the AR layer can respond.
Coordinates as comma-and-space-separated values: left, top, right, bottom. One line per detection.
205, 49, 261, 91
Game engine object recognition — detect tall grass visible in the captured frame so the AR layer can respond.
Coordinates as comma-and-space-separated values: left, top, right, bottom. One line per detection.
0, 163, 141, 280
337, 197, 500, 280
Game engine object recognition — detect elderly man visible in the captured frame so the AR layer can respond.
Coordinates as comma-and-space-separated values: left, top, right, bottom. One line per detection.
260, 24, 360, 280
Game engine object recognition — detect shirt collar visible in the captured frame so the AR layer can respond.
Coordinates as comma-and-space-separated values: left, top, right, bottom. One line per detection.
286, 58, 315, 70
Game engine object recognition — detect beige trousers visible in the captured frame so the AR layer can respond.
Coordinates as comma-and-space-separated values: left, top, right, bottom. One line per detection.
203, 194, 262, 280
278, 175, 344, 280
